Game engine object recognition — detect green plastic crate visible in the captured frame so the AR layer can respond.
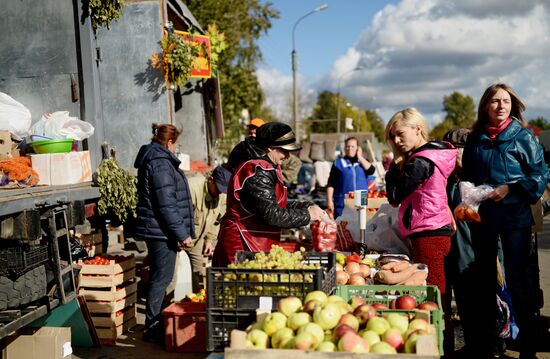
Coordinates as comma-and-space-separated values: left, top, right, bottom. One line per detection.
336, 284, 444, 355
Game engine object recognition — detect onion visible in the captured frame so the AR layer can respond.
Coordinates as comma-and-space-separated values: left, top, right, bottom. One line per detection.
349, 273, 366, 285
358, 264, 371, 278
335, 263, 344, 272
344, 262, 361, 275
336, 271, 350, 285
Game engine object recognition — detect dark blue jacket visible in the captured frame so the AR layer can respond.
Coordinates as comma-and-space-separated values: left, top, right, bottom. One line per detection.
462, 118, 548, 229
133, 142, 195, 242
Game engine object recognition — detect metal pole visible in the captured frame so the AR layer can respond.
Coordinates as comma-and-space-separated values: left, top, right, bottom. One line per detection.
292, 48, 298, 136
291, 4, 328, 138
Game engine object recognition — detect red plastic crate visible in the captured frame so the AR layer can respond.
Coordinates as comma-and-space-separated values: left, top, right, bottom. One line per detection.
162, 302, 207, 352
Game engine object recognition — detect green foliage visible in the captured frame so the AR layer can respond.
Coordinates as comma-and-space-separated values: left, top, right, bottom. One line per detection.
365, 109, 386, 142
96, 158, 137, 224
185, 0, 279, 145
151, 32, 198, 88
430, 91, 476, 140
309, 90, 338, 133
88, 0, 125, 30
529, 116, 550, 131
205, 24, 228, 78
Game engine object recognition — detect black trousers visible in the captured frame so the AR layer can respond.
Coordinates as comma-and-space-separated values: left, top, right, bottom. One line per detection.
466, 225, 538, 357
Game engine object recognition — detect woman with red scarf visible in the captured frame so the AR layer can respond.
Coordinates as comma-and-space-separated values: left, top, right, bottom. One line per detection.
462, 84, 548, 359
212, 122, 326, 267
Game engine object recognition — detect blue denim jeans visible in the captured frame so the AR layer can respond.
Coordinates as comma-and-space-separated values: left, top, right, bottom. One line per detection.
145, 239, 177, 328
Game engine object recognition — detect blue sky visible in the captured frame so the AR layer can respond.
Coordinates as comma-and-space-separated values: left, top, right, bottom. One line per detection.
256, 0, 550, 127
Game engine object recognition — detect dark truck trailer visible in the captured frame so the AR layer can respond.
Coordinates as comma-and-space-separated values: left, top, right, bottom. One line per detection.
0, 0, 222, 340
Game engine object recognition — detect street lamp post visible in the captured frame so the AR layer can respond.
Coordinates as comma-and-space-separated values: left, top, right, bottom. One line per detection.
292, 4, 328, 138
336, 66, 363, 134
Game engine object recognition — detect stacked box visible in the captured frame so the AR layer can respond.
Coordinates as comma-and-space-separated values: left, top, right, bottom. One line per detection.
78, 254, 137, 341
206, 252, 335, 351
77, 231, 103, 257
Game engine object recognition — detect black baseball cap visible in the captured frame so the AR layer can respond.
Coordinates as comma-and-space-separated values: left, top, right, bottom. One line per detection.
212, 165, 231, 193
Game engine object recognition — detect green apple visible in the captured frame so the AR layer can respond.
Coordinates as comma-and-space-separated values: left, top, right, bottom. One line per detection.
338, 313, 360, 331
366, 316, 390, 335
318, 341, 337, 352
287, 312, 312, 331
313, 302, 342, 330
386, 312, 409, 334
271, 327, 294, 349
247, 329, 269, 349
304, 291, 328, 306
370, 341, 397, 354
294, 331, 316, 351
263, 312, 287, 336
359, 329, 381, 346
277, 296, 302, 317
407, 318, 430, 334
297, 322, 325, 348
326, 294, 345, 303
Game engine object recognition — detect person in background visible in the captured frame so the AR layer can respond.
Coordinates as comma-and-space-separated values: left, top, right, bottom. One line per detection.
442, 128, 475, 356
281, 153, 302, 187
187, 164, 230, 291
462, 84, 548, 359
247, 118, 264, 138
384, 108, 457, 353
212, 122, 326, 266
134, 123, 195, 344
227, 118, 265, 172
326, 137, 375, 218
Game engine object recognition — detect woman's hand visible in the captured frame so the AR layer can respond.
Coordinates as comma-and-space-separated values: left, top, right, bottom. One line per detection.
487, 184, 509, 202
308, 205, 327, 222
203, 241, 214, 257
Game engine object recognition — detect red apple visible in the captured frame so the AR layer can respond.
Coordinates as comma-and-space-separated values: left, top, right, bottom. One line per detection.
353, 304, 376, 327
338, 313, 360, 331
416, 301, 439, 310
383, 327, 405, 351
338, 332, 370, 353
395, 295, 416, 310
372, 302, 389, 310
333, 323, 357, 339
349, 296, 365, 310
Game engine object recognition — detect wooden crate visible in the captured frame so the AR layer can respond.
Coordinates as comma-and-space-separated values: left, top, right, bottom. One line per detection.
78, 254, 135, 288
85, 292, 136, 314
91, 304, 136, 328
79, 279, 137, 302
95, 315, 137, 340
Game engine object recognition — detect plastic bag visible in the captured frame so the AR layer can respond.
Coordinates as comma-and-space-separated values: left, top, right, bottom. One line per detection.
454, 181, 493, 222
30, 111, 94, 140
0, 92, 32, 140
311, 214, 337, 251
364, 204, 411, 255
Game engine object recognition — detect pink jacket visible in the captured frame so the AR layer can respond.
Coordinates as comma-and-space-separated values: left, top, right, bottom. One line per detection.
398, 147, 457, 238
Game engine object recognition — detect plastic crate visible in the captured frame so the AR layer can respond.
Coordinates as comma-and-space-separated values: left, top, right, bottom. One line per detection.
0, 244, 49, 276
207, 252, 335, 310
206, 308, 256, 352
162, 302, 207, 352
336, 284, 444, 355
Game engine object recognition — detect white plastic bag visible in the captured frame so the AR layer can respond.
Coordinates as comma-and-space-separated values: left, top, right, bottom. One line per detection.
0, 92, 32, 140
364, 204, 411, 255
30, 111, 94, 140
454, 181, 493, 222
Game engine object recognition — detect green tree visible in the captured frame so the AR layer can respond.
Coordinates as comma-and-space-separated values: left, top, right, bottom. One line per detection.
307, 90, 338, 134
430, 91, 476, 140
185, 0, 279, 152
364, 109, 385, 142
529, 116, 550, 131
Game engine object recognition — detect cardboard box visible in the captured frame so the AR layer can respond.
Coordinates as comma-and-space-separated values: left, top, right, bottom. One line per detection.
31, 151, 92, 186
4, 327, 72, 359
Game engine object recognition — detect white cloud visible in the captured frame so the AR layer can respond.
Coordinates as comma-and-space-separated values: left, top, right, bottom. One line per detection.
336, 0, 550, 127
256, 66, 316, 124
259, 0, 550, 129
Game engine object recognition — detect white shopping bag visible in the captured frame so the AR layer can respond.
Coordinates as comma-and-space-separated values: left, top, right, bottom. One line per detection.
0, 92, 32, 140
173, 250, 193, 301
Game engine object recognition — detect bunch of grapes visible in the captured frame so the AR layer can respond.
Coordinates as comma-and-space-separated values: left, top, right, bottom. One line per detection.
228, 245, 320, 270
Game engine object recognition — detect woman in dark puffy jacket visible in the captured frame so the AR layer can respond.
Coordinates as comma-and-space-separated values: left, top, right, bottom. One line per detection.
134, 123, 195, 343
462, 84, 548, 359
212, 122, 326, 267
